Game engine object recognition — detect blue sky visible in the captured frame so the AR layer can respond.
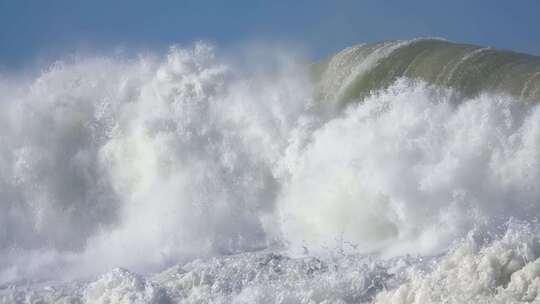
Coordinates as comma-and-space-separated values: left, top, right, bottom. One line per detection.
1, 0, 540, 69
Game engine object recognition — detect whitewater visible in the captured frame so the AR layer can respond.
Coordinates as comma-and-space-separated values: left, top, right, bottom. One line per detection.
0, 38, 539, 303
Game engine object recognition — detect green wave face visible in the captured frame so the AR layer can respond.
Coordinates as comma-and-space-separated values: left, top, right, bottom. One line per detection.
314, 38, 540, 107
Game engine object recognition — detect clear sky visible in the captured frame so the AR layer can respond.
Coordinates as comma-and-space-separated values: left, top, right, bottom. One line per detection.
1, 0, 540, 69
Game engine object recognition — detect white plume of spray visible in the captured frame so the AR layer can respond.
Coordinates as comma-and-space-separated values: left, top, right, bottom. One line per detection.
0, 42, 312, 282
278, 79, 540, 257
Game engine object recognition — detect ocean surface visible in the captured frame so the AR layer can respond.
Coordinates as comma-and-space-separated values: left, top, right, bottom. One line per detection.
1, 38, 540, 303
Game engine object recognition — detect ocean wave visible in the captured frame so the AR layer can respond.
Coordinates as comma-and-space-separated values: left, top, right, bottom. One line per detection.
0, 40, 539, 303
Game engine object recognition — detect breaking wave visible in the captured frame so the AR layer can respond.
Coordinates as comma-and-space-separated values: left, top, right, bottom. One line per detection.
1, 39, 539, 303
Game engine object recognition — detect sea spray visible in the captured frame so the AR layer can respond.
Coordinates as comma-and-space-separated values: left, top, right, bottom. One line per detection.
279, 79, 540, 257
0, 42, 313, 281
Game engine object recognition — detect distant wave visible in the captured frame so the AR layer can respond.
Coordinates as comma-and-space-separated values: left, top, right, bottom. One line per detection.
314, 38, 540, 106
